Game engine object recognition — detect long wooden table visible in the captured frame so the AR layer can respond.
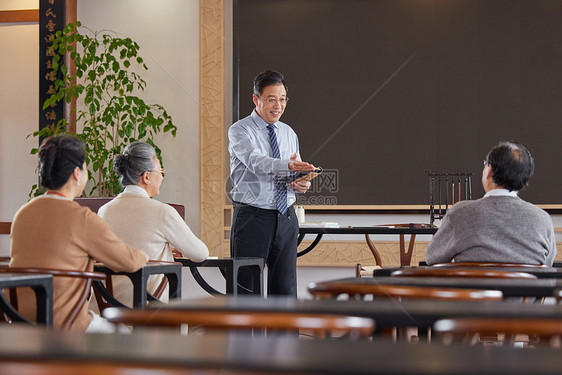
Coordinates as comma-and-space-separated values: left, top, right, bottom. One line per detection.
150, 295, 562, 330
93, 262, 182, 308
2, 325, 562, 374
298, 225, 437, 265
0, 273, 53, 326
314, 276, 562, 298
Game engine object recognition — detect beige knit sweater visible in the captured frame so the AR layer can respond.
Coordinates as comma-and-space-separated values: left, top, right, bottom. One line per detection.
10, 195, 147, 331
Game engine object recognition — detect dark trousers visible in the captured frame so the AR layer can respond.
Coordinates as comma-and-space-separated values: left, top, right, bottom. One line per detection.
230, 203, 298, 297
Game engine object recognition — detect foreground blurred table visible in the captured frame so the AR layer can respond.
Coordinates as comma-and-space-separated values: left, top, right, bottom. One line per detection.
151, 295, 562, 330
315, 276, 562, 298
2, 325, 562, 374
93, 262, 181, 308
0, 273, 52, 326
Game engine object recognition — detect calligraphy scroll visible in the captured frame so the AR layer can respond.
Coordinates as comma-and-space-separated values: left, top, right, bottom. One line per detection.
39, 0, 65, 141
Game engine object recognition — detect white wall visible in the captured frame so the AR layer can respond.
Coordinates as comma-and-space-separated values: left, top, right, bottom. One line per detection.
0, 1, 201, 247
77, 0, 201, 233
0, 0, 41, 255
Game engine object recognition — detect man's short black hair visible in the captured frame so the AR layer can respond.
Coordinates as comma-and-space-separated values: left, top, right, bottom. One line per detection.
485, 141, 534, 191
253, 70, 288, 96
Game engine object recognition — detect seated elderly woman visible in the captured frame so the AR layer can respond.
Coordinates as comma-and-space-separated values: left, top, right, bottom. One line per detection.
10, 134, 148, 332
97, 141, 209, 306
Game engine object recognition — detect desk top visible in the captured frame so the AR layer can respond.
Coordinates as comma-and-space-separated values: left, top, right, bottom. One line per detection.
317, 276, 562, 298
1, 325, 562, 374
299, 226, 437, 235
0, 273, 52, 288
159, 296, 562, 329
94, 261, 182, 275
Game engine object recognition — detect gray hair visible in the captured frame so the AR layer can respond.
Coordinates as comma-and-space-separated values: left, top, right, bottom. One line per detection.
113, 141, 157, 187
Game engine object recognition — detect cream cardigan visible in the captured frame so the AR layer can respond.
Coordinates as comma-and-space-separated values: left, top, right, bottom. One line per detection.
97, 186, 209, 305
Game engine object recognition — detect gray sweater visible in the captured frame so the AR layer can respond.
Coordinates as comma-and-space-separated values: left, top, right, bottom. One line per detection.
425, 195, 556, 265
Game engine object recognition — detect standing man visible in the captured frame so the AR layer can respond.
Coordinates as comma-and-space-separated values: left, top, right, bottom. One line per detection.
228, 70, 315, 296
425, 141, 556, 265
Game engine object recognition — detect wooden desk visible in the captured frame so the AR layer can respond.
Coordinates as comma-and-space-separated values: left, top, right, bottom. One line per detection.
174, 257, 264, 296
93, 262, 182, 308
315, 276, 562, 298
0, 273, 53, 326
373, 265, 562, 279
149, 295, 562, 330
298, 226, 437, 266
2, 325, 562, 374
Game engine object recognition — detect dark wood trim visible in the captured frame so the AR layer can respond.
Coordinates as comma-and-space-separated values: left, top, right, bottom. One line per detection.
65, 0, 77, 133
0, 10, 39, 23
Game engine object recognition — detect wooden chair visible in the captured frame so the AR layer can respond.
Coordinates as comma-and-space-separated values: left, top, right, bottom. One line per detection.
0, 267, 106, 329
433, 317, 562, 347
92, 260, 173, 313
431, 262, 549, 268
102, 307, 375, 339
308, 282, 503, 301
0, 222, 10, 235
308, 282, 502, 342
0, 223, 11, 263
74, 197, 185, 220
391, 268, 538, 279
362, 223, 435, 268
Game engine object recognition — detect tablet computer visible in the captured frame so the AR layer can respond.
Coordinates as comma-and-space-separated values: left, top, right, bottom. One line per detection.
277, 167, 323, 184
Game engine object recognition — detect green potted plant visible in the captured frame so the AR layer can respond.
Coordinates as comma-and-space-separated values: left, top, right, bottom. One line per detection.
30, 21, 177, 197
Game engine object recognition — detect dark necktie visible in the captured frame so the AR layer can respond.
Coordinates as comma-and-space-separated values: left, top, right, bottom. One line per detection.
267, 124, 287, 214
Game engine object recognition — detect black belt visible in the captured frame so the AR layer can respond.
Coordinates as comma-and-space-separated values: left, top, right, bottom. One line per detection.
233, 202, 293, 216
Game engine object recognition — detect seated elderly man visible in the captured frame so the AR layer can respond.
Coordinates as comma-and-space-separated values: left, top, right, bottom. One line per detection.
425, 141, 556, 266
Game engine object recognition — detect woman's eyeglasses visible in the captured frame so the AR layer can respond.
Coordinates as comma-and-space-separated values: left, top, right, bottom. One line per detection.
150, 169, 166, 177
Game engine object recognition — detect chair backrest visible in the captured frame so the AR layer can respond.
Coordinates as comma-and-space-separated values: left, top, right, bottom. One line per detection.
102, 307, 375, 339
92, 260, 175, 313
0, 222, 10, 235
74, 197, 186, 219
431, 262, 549, 268
0, 267, 106, 329
391, 268, 538, 279
307, 282, 503, 301
0, 222, 11, 259
425, 170, 473, 226
433, 317, 562, 347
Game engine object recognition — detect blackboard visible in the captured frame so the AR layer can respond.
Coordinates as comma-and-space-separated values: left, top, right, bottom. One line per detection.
234, 0, 562, 206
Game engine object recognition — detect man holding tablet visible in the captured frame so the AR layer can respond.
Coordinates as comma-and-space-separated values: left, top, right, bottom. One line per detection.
228, 70, 315, 296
